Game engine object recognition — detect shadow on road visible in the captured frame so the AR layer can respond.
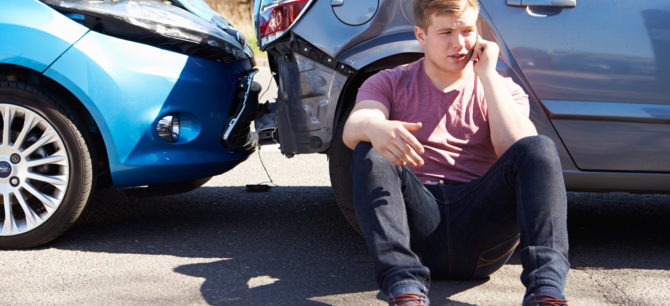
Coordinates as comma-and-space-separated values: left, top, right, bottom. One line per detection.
63, 186, 373, 304
53, 187, 670, 304
566, 192, 670, 270
58, 186, 479, 304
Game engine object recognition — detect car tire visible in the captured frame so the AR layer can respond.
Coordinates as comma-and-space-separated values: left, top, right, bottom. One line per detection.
0, 81, 93, 249
328, 103, 361, 233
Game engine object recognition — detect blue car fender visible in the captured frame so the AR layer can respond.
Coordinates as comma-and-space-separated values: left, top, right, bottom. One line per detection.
0, 0, 87, 72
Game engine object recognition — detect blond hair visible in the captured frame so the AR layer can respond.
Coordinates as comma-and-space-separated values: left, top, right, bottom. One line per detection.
413, 0, 480, 30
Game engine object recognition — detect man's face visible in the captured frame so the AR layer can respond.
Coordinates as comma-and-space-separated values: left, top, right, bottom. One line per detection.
415, 7, 478, 74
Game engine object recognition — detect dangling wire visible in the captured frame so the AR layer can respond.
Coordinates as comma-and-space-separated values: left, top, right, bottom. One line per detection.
256, 68, 276, 186
245, 67, 277, 192
258, 68, 274, 103
245, 146, 276, 192
257, 145, 277, 186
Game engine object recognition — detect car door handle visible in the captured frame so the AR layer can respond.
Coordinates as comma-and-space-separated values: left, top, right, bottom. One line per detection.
506, 0, 576, 7
331, 0, 344, 7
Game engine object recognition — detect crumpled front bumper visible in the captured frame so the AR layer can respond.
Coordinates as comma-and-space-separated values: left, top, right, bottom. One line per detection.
221, 69, 261, 151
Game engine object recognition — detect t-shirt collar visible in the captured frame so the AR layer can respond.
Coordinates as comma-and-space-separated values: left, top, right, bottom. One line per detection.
419, 57, 472, 96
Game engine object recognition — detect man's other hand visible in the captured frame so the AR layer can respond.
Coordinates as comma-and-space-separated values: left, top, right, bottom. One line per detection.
343, 99, 425, 167
367, 119, 425, 167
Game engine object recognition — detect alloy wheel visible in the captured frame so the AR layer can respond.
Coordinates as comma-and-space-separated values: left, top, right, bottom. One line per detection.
0, 104, 69, 236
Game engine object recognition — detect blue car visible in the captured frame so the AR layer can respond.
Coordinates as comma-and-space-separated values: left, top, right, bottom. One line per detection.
1, 0, 259, 248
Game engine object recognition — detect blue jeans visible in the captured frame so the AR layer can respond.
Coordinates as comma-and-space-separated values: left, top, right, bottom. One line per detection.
351, 136, 570, 297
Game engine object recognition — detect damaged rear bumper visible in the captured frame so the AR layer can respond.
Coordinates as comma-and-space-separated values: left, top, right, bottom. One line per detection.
266, 36, 353, 155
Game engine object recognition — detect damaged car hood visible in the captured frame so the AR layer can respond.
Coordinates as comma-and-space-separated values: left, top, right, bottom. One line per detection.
41, 0, 253, 62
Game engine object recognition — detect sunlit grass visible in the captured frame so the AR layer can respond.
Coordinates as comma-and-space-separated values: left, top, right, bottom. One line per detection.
243, 30, 267, 61
203, 0, 267, 61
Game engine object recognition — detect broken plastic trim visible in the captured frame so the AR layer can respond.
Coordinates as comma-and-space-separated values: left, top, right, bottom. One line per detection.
222, 69, 260, 151
41, 0, 249, 63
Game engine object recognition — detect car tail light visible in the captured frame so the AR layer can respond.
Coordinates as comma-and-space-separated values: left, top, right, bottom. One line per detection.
258, 0, 310, 48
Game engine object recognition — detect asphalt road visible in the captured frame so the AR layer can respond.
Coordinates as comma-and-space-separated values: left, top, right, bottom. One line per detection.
1, 67, 669, 305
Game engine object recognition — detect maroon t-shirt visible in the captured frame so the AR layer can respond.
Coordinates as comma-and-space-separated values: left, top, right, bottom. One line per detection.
355, 58, 530, 183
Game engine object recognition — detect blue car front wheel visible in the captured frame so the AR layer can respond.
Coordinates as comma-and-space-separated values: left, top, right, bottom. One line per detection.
0, 82, 93, 249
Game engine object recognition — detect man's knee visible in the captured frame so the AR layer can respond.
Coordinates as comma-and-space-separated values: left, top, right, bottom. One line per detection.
353, 142, 391, 166
515, 135, 556, 150
512, 135, 561, 167
352, 142, 374, 161
351, 142, 400, 177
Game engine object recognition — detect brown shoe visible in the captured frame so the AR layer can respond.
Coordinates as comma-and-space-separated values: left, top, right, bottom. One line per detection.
388, 292, 428, 305
528, 294, 568, 306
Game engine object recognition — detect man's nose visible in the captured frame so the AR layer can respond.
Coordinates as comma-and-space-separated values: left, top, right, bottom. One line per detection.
453, 35, 466, 49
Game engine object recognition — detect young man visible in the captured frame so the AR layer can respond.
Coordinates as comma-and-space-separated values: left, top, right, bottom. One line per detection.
342, 0, 570, 305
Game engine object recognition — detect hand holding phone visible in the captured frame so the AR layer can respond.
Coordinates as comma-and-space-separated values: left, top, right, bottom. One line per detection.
471, 35, 500, 77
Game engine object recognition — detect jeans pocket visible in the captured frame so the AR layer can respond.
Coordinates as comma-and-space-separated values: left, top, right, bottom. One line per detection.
472, 234, 520, 280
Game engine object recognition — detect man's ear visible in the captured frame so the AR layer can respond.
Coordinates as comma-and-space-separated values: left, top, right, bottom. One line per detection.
414, 26, 425, 46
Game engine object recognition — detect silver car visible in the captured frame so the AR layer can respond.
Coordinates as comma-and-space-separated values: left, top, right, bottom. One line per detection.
252, 0, 670, 228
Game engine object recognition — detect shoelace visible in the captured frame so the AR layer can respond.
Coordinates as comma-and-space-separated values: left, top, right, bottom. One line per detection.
388, 292, 427, 305
530, 294, 568, 306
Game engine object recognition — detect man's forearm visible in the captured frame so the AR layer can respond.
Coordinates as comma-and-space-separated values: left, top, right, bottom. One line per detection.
342, 109, 385, 150
342, 113, 368, 150
479, 73, 537, 156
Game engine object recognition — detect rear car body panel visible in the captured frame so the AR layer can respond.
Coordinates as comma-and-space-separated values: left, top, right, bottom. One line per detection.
257, 0, 422, 155
255, 0, 670, 193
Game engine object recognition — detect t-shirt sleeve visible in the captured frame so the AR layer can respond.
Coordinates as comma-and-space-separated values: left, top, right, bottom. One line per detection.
355, 70, 394, 112
503, 77, 530, 117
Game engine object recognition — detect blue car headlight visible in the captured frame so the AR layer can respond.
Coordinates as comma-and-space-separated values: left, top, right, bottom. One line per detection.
40, 0, 250, 62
